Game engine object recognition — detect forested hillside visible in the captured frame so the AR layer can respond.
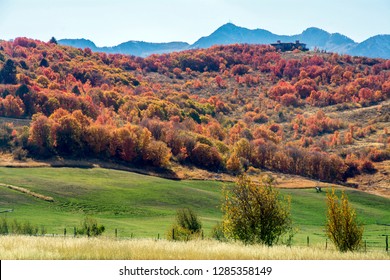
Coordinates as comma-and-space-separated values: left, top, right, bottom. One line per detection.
0, 37, 389, 184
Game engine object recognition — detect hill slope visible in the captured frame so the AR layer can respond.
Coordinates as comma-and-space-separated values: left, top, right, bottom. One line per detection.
0, 166, 389, 246
0, 38, 389, 190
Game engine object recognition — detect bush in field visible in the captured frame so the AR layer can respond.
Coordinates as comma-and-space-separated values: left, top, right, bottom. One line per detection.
76, 216, 105, 237
176, 208, 202, 233
12, 147, 28, 161
222, 175, 293, 246
211, 222, 227, 242
0, 217, 9, 234
325, 188, 364, 252
0, 218, 44, 235
167, 208, 202, 241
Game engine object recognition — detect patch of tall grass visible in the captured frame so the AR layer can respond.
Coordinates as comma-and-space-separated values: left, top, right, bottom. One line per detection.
0, 236, 388, 260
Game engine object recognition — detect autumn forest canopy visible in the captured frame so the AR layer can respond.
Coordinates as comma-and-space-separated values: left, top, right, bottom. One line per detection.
0, 37, 389, 183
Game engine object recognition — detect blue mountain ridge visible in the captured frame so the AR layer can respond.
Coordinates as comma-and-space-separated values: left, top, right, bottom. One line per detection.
58, 23, 390, 59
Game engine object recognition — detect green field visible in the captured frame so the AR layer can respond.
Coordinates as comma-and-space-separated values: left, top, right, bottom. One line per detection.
0, 167, 389, 249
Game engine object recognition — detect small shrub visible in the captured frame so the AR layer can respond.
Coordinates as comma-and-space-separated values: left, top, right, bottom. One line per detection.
0, 218, 41, 235
167, 208, 202, 241
13, 147, 28, 161
358, 160, 376, 174
211, 223, 226, 242
76, 216, 105, 237
0, 217, 9, 234
21, 220, 39, 236
166, 224, 194, 241
368, 148, 390, 162
40, 225, 47, 236
176, 208, 202, 233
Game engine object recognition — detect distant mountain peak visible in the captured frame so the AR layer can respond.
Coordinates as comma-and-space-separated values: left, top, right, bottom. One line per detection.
218, 22, 239, 29
59, 39, 189, 57
59, 38, 97, 50
349, 34, 390, 59
209, 22, 247, 36
302, 27, 329, 35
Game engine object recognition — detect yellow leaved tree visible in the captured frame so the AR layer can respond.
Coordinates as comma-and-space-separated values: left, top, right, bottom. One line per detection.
325, 188, 364, 252
222, 175, 293, 246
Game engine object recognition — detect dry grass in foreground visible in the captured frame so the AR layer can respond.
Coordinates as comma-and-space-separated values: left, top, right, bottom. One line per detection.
0, 236, 389, 260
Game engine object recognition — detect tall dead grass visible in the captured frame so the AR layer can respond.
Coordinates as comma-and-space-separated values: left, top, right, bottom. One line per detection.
0, 236, 389, 260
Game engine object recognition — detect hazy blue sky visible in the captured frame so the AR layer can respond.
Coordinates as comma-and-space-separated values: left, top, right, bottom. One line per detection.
0, 0, 389, 46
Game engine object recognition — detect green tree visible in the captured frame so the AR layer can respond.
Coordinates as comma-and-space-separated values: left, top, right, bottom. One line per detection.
39, 58, 49, 68
325, 188, 364, 252
223, 175, 293, 246
175, 208, 202, 233
49, 37, 58, 44
15, 84, 29, 98
0, 59, 18, 84
71, 85, 81, 95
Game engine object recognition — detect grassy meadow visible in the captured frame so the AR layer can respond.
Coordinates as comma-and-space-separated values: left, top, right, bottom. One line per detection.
0, 166, 389, 253
0, 236, 389, 260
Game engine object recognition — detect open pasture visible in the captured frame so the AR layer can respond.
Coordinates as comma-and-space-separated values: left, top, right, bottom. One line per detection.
0, 167, 389, 250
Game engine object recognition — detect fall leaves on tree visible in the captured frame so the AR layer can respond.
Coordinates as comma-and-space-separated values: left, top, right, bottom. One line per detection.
0, 38, 388, 179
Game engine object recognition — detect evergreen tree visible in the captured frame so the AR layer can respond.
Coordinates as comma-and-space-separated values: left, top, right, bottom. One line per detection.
49, 37, 58, 45
0, 59, 17, 84
39, 58, 49, 68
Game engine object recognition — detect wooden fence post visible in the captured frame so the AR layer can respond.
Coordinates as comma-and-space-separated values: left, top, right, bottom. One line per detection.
74, 227, 76, 237
64, 228, 66, 237
172, 228, 175, 240
115, 228, 117, 238
307, 236, 310, 247
386, 235, 388, 252
325, 239, 327, 250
